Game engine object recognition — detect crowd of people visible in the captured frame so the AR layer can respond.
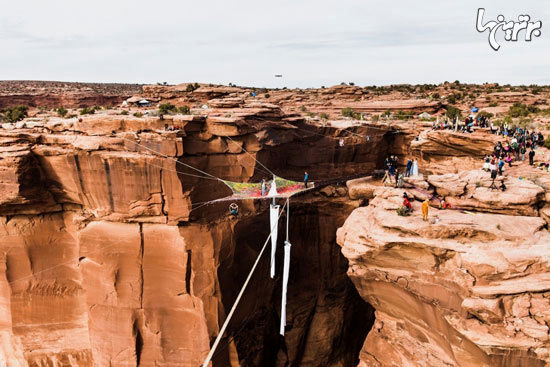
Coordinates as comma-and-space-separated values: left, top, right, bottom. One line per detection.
431, 115, 490, 133
383, 156, 419, 188
483, 129, 546, 175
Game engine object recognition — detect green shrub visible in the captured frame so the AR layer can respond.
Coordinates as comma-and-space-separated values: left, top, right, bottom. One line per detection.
79, 106, 96, 115
445, 106, 462, 121
133, 112, 143, 118
1, 105, 28, 122
394, 110, 414, 120
264, 93, 270, 98
396, 205, 410, 216
446, 93, 462, 104
489, 102, 498, 107
544, 136, 550, 149
508, 102, 539, 117
341, 107, 355, 118
159, 103, 177, 115
120, 110, 129, 115
300, 105, 307, 112
477, 111, 493, 119
185, 83, 200, 92
319, 112, 329, 120
56, 107, 68, 117
178, 106, 190, 114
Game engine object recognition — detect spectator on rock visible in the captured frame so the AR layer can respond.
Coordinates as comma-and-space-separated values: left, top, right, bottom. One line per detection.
529, 149, 535, 165
405, 159, 413, 177
403, 193, 413, 213
422, 199, 429, 221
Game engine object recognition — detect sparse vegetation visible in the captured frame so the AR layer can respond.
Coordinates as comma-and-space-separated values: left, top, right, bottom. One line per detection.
445, 106, 462, 121
56, 106, 68, 117
341, 107, 356, 118
1, 105, 28, 123
508, 102, 539, 117
489, 102, 498, 107
79, 106, 96, 115
300, 106, 307, 112
544, 136, 550, 149
396, 206, 410, 216
264, 93, 270, 98
394, 110, 414, 120
133, 112, 143, 118
319, 112, 329, 120
476, 111, 493, 119
178, 106, 190, 114
120, 110, 129, 115
159, 103, 177, 115
186, 83, 200, 92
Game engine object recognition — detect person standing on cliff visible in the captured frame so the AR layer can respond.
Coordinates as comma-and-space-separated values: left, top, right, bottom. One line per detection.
422, 199, 429, 221
405, 159, 413, 177
304, 171, 309, 188
529, 149, 535, 166
261, 178, 266, 196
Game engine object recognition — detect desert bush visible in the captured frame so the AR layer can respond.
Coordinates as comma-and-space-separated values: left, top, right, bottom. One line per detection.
341, 107, 355, 118
394, 110, 414, 120
477, 111, 493, 119
445, 106, 462, 120
133, 112, 143, 117
396, 206, 410, 216
1, 105, 28, 122
508, 102, 539, 117
79, 106, 96, 115
264, 93, 270, 98
178, 106, 190, 114
56, 107, 68, 117
489, 102, 498, 107
159, 103, 177, 115
120, 110, 129, 115
300, 105, 307, 112
544, 136, 550, 149
319, 112, 329, 120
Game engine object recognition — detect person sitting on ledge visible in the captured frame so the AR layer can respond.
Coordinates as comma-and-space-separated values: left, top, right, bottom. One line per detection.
402, 193, 413, 213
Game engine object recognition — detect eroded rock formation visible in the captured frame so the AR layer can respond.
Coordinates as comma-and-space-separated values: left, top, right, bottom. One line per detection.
0, 101, 386, 366
339, 168, 550, 367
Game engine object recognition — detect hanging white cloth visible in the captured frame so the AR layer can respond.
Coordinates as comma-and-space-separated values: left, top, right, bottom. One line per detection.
268, 179, 278, 197
270, 204, 279, 278
280, 240, 291, 335
412, 160, 419, 176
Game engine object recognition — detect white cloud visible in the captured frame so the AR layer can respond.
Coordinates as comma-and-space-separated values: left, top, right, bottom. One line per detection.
0, 0, 548, 86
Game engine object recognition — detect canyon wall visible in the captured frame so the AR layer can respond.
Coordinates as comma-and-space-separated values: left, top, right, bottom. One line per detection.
0, 104, 387, 366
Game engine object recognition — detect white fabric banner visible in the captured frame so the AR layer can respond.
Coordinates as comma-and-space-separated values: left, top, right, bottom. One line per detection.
280, 240, 291, 335
270, 204, 280, 278
268, 180, 278, 197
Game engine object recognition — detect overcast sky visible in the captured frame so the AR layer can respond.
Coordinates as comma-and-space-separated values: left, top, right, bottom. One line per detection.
1, 1, 548, 87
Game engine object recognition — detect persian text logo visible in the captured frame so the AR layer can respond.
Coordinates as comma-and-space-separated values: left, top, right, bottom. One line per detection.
476, 8, 542, 51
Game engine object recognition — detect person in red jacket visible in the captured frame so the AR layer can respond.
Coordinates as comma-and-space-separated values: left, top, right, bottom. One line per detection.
403, 193, 413, 213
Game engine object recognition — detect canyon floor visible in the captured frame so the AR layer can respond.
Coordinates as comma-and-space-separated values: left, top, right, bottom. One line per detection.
0, 82, 550, 366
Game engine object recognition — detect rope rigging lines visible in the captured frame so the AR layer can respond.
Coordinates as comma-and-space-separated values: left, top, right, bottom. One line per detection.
201, 200, 288, 367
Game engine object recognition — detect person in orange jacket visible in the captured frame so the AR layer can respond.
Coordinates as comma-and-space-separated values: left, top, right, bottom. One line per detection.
422, 199, 429, 221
